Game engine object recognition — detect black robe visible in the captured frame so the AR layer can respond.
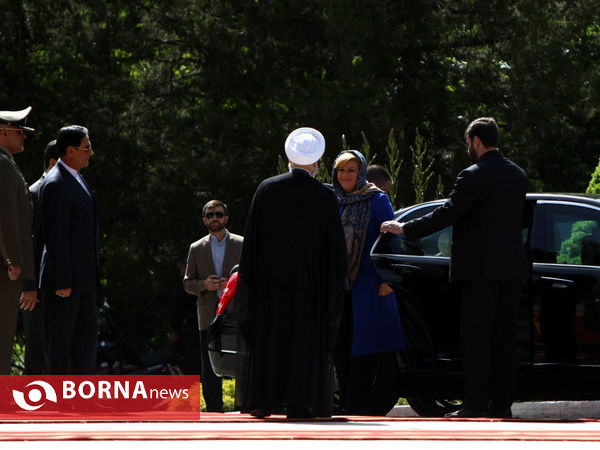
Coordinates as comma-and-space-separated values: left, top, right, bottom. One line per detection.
235, 169, 347, 416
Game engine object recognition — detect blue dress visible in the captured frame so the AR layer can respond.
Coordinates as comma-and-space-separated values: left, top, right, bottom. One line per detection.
341, 192, 405, 356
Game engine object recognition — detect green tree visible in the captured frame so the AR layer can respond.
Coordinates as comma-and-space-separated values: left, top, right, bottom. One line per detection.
558, 221, 596, 265
383, 129, 403, 208
411, 129, 436, 204
3, 0, 600, 354
587, 158, 600, 194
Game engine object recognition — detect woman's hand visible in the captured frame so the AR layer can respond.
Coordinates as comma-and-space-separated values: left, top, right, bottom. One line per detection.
378, 282, 393, 297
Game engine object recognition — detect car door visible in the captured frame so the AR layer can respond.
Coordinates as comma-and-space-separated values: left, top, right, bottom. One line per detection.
370, 201, 461, 373
529, 200, 600, 382
371, 199, 534, 373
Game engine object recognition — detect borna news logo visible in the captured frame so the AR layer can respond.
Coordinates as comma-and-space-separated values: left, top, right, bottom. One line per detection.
12, 381, 58, 411
3, 376, 199, 416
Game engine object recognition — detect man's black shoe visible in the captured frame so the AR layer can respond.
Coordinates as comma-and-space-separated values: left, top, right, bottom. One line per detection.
445, 407, 486, 418
286, 406, 316, 419
250, 407, 271, 418
488, 407, 512, 419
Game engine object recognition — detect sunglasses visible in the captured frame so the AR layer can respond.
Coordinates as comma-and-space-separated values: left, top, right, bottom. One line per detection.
205, 212, 225, 219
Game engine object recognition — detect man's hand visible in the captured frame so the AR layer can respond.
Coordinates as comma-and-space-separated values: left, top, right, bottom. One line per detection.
19, 290, 39, 311
378, 282, 393, 297
204, 275, 223, 291
380, 221, 405, 235
7, 265, 21, 281
55, 288, 72, 298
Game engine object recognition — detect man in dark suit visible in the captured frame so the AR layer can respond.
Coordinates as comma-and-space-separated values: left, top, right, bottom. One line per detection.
40, 125, 99, 374
184, 200, 243, 412
381, 117, 528, 418
20, 140, 58, 374
0, 106, 35, 374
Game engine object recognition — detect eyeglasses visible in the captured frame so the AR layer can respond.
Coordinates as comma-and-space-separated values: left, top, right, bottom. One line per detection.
74, 145, 93, 153
2, 127, 26, 137
205, 212, 225, 219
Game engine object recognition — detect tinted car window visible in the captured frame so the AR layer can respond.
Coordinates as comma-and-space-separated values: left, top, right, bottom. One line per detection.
418, 227, 453, 257
534, 203, 600, 266
373, 203, 452, 257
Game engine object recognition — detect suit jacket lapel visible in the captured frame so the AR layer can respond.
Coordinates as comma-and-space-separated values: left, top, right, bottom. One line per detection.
222, 233, 237, 276
203, 236, 217, 276
78, 173, 96, 201
58, 164, 96, 217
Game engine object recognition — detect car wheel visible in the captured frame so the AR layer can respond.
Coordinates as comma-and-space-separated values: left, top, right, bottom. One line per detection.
406, 397, 461, 417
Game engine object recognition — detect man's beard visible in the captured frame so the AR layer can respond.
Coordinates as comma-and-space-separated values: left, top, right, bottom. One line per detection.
468, 144, 478, 163
208, 221, 226, 232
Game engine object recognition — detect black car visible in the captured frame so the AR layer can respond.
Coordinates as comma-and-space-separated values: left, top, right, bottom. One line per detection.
371, 193, 600, 416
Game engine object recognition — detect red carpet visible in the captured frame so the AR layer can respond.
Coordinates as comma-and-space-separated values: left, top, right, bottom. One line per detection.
0, 411, 596, 423
0, 413, 599, 441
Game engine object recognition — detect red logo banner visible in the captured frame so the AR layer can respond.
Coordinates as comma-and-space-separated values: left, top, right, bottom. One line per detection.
0, 375, 201, 421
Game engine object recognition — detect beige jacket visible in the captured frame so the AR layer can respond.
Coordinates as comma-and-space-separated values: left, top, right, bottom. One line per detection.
183, 231, 243, 330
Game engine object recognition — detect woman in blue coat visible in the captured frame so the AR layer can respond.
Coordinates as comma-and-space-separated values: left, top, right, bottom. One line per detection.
332, 150, 405, 415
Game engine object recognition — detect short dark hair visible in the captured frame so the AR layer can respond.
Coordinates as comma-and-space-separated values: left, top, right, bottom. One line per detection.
43, 140, 58, 170
465, 117, 499, 148
202, 199, 228, 217
56, 125, 89, 157
367, 164, 392, 186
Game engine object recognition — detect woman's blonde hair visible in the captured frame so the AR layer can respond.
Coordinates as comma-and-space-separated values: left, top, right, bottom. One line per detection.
334, 151, 361, 169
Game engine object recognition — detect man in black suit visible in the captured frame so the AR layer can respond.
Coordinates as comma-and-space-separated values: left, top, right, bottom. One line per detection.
40, 126, 99, 374
381, 117, 528, 418
20, 140, 58, 374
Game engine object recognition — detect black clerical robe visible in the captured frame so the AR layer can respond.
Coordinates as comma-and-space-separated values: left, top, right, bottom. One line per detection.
235, 169, 347, 416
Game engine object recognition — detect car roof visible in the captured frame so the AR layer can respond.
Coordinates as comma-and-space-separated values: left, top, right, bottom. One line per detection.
394, 193, 600, 215
525, 193, 600, 206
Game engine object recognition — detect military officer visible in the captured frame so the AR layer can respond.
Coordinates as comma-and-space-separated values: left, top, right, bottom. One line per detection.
0, 106, 35, 374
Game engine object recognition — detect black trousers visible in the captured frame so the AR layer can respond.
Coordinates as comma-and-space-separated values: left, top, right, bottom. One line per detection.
200, 329, 223, 412
0, 277, 21, 374
21, 290, 48, 374
46, 290, 98, 374
334, 291, 353, 412
460, 278, 522, 412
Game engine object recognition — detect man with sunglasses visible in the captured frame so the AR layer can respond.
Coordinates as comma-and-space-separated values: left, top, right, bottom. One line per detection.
39, 125, 99, 374
184, 200, 243, 411
0, 106, 35, 374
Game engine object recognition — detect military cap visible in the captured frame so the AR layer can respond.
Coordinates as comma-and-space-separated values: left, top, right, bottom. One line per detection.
0, 106, 34, 132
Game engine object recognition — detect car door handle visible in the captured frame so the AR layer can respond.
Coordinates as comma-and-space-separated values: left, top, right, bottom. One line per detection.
539, 276, 575, 289
390, 263, 422, 274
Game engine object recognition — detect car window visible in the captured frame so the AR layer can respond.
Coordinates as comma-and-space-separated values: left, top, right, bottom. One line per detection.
418, 227, 453, 257
536, 203, 600, 266
373, 203, 452, 257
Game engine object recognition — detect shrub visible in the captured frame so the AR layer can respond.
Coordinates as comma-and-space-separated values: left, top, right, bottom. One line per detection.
587, 157, 600, 194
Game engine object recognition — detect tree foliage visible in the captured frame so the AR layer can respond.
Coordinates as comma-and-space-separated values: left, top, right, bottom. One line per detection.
1, 0, 599, 350
410, 129, 435, 205
588, 158, 600, 194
